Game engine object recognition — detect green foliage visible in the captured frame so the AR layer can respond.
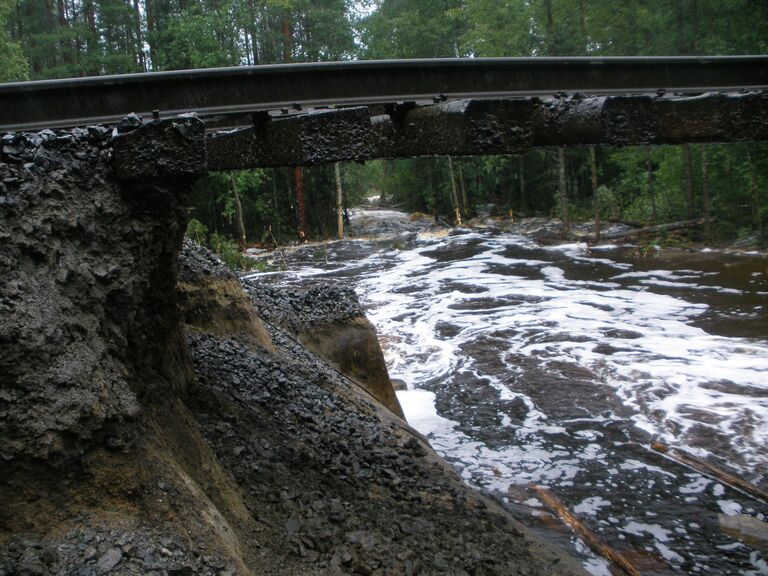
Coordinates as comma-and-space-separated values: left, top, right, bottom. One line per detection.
0, 0, 28, 80
359, 0, 465, 58
209, 232, 257, 270
186, 218, 209, 244
151, 2, 240, 70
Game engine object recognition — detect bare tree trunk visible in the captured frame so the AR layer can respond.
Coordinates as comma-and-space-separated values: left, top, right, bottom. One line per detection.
558, 148, 569, 238
282, 15, 291, 62
335, 162, 344, 239
543, 0, 558, 56
590, 147, 601, 241
748, 146, 763, 240
145, 0, 157, 69
427, 161, 436, 220
294, 166, 306, 240
271, 173, 280, 240
647, 148, 657, 224
381, 159, 389, 205
683, 144, 695, 220
247, 0, 259, 65
447, 156, 462, 226
700, 146, 712, 242
229, 174, 247, 248
458, 162, 469, 212
518, 155, 527, 213
576, 0, 589, 50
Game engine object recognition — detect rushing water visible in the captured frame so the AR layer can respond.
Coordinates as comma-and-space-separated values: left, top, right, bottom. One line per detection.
246, 209, 768, 575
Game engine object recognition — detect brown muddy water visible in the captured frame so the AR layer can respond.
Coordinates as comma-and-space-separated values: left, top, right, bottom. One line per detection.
245, 210, 768, 575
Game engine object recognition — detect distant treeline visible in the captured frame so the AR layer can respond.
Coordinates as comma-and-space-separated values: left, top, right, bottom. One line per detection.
2, 0, 766, 246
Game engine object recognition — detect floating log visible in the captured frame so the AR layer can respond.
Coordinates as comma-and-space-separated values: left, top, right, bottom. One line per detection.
529, 484, 642, 576
651, 442, 768, 504
598, 217, 712, 241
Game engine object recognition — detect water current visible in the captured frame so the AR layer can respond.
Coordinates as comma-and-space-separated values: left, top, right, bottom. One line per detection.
245, 209, 768, 575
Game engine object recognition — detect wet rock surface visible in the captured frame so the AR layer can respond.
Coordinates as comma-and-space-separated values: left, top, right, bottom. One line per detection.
0, 125, 191, 462
243, 281, 404, 417
244, 282, 361, 334
0, 524, 234, 576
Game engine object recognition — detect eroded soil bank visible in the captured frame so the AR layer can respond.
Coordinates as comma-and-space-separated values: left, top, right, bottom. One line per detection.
0, 124, 585, 574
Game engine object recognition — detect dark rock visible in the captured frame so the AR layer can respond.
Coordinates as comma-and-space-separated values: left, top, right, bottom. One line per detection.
116, 113, 143, 134
96, 548, 122, 572
38, 130, 56, 143
113, 116, 206, 180
87, 126, 111, 142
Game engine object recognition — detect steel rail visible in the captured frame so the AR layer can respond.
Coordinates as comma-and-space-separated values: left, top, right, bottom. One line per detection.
1, 56, 767, 132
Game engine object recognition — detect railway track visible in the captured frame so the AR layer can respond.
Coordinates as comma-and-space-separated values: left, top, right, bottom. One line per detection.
1, 56, 768, 132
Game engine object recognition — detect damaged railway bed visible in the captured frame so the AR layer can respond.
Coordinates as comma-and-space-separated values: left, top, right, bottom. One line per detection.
205, 91, 768, 171
0, 118, 586, 575
1, 56, 768, 575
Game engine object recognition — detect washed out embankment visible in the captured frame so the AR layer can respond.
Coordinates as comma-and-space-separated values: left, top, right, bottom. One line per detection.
0, 121, 585, 574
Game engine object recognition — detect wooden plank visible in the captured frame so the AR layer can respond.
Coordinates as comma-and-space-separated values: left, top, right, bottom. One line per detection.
529, 484, 642, 576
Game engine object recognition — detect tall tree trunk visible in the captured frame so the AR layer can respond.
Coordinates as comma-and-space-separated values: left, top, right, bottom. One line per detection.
247, 0, 259, 65
518, 155, 526, 213
458, 163, 468, 212
381, 159, 389, 205
282, 15, 291, 62
683, 144, 695, 220
590, 146, 601, 241
647, 149, 657, 224
294, 166, 306, 240
132, 0, 145, 71
748, 146, 763, 240
558, 148, 569, 238
700, 146, 712, 242
271, 173, 280, 241
229, 175, 247, 248
447, 156, 462, 226
427, 161, 436, 220
335, 162, 344, 239
146, 0, 158, 69
576, 0, 589, 49
543, 0, 558, 56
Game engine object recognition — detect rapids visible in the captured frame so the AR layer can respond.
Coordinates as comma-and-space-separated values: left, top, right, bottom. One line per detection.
245, 209, 768, 576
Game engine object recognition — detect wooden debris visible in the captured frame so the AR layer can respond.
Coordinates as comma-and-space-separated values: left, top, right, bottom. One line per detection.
529, 484, 642, 576
651, 442, 768, 504
598, 217, 713, 241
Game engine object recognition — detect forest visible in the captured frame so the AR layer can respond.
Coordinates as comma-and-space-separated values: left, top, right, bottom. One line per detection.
2, 0, 767, 256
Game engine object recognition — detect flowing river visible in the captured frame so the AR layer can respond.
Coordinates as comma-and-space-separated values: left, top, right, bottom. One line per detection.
245, 209, 768, 575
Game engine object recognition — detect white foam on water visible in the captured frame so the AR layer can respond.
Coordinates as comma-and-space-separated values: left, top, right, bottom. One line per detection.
573, 496, 612, 516
259, 218, 768, 574
622, 521, 674, 542
746, 552, 768, 575
680, 476, 712, 494
719, 500, 744, 516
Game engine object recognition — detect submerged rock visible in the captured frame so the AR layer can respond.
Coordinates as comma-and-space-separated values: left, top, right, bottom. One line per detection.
720, 514, 768, 551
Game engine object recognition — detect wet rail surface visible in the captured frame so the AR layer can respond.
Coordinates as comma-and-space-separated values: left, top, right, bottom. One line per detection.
246, 210, 768, 575
2, 56, 768, 131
